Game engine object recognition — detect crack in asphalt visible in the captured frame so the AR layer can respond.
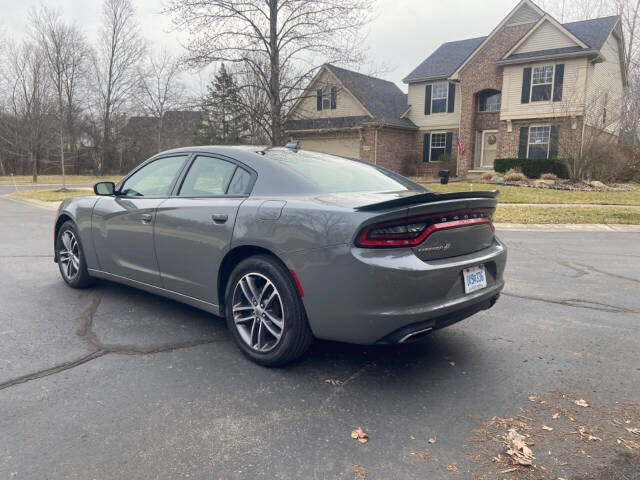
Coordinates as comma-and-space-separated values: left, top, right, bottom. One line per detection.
0, 291, 229, 392
503, 292, 639, 314
570, 262, 640, 285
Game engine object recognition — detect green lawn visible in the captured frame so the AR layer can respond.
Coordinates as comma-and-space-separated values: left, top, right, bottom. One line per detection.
423, 181, 640, 205
0, 174, 121, 185
495, 205, 640, 224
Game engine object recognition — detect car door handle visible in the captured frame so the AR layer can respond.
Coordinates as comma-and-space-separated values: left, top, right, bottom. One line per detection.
140, 213, 153, 224
211, 214, 228, 224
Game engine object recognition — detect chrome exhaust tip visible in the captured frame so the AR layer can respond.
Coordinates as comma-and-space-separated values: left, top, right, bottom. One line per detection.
398, 327, 433, 343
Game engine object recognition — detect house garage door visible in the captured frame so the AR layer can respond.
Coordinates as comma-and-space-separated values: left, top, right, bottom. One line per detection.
297, 137, 361, 159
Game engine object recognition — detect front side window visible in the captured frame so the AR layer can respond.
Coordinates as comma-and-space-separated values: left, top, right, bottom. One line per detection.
528, 126, 551, 159
430, 133, 447, 161
120, 155, 187, 197
179, 156, 238, 196
432, 83, 448, 113
478, 90, 501, 112
531, 65, 554, 102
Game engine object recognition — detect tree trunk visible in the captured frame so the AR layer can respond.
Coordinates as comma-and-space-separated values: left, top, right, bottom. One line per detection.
31, 151, 37, 183
269, 0, 282, 146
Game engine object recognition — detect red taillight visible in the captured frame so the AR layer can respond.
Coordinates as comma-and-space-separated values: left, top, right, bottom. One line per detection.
356, 209, 493, 248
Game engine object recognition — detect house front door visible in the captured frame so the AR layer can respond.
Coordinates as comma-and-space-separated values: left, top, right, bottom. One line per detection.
481, 130, 498, 168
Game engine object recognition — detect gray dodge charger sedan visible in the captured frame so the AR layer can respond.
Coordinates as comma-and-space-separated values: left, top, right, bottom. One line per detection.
54, 145, 506, 366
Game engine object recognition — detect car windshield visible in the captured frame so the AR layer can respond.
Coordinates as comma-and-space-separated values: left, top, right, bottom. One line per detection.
263, 149, 420, 193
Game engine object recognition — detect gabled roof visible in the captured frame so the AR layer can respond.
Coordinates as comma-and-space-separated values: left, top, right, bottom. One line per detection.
324, 64, 415, 128
563, 16, 619, 50
403, 0, 620, 83
402, 37, 486, 83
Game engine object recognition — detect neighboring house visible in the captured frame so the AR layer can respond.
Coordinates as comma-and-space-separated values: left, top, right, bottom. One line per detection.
284, 64, 417, 172
285, 0, 626, 177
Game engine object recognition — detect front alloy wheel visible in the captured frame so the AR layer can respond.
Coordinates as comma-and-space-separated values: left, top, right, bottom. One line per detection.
59, 230, 81, 282
56, 221, 93, 289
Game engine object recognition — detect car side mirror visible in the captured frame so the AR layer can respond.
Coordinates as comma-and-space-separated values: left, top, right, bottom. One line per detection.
94, 181, 115, 196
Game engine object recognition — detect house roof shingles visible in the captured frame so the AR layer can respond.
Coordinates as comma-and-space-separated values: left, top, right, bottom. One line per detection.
404, 15, 619, 82
286, 64, 417, 131
403, 36, 486, 83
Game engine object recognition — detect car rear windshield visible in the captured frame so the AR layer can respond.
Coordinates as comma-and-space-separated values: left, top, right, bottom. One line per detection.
263, 149, 419, 193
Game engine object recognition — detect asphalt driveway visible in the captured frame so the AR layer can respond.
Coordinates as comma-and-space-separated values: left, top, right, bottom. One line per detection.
1, 196, 639, 479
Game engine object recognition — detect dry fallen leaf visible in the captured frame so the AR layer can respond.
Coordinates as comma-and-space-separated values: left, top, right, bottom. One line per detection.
577, 427, 601, 441
324, 379, 342, 386
353, 464, 368, 479
573, 398, 589, 407
418, 450, 431, 461
351, 427, 369, 444
442, 462, 459, 473
542, 425, 554, 431
552, 413, 560, 420
528, 394, 547, 404
627, 427, 640, 435
428, 437, 436, 444
505, 429, 534, 466
618, 438, 640, 450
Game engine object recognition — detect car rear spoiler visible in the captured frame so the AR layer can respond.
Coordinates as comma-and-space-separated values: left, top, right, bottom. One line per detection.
355, 190, 499, 211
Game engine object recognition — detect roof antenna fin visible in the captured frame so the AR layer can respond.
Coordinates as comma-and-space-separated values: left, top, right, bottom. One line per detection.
285, 140, 300, 152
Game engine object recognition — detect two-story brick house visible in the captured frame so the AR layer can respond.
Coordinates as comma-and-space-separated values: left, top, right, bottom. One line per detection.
285, 0, 626, 177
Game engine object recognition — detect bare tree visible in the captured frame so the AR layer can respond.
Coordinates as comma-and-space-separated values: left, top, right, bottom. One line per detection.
31, 6, 89, 189
0, 40, 54, 182
91, 0, 145, 173
164, 0, 374, 146
137, 49, 187, 151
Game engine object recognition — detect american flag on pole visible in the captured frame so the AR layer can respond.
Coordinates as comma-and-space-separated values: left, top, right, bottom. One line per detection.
456, 135, 465, 154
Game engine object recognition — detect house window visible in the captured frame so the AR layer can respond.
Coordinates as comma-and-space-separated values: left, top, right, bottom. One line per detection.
531, 66, 554, 102
477, 90, 501, 112
430, 132, 447, 161
432, 83, 448, 113
316, 86, 337, 111
527, 125, 551, 159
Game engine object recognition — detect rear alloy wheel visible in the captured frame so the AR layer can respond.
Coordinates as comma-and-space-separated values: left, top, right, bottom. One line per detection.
56, 221, 93, 289
225, 255, 313, 366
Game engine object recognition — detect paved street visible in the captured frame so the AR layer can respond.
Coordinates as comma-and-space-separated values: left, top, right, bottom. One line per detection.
1, 196, 639, 479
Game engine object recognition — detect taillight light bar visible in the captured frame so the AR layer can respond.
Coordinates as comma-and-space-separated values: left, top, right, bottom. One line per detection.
356, 209, 494, 248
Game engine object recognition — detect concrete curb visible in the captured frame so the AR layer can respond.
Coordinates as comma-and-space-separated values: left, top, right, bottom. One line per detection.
1, 194, 60, 211
495, 223, 640, 232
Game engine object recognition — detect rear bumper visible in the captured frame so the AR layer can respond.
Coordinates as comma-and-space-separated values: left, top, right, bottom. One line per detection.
282, 239, 507, 344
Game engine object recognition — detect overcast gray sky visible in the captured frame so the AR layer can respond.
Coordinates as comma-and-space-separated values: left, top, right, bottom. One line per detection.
0, 0, 519, 91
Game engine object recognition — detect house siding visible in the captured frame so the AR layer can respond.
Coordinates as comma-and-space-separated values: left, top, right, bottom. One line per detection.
288, 70, 368, 120
406, 82, 461, 128
515, 20, 580, 53
506, 3, 541, 25
586, 32, 624, 134
501, 57, 588, 120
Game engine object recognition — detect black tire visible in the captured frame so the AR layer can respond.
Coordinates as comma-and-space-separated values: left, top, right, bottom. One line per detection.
56, 220, 94, 289
224, 255, 313, 366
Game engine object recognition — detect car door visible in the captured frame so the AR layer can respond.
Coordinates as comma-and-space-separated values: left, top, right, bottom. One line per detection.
92, 154, 189, 286
154, 154, 255, 306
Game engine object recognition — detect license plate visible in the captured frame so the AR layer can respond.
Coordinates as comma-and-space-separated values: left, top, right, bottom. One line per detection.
463, 265, 487, 294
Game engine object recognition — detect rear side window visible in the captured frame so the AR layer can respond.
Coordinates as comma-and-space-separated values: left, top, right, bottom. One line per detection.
179, 156, 237, 197
264, 149, 416, 193
227, 168, 252, 195
120, 155, 187, 197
